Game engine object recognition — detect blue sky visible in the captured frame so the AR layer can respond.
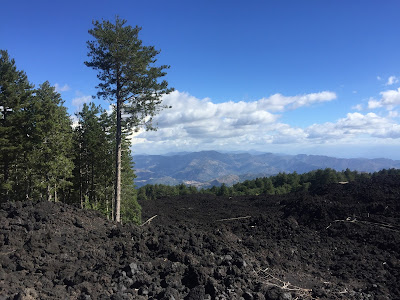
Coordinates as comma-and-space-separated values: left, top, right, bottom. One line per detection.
2, 0, 400, 159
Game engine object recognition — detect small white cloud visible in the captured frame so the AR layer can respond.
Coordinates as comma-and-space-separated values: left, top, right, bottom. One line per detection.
380, 88, 400, 108
257, 91, 336, 112
352, 104, 363, 111
72, 95, 91, 108
377, 76, 382, 81
386, 76, 399, 86
367, 99, 382, 109
366, 88, 400, 110
54, 83, 70, 92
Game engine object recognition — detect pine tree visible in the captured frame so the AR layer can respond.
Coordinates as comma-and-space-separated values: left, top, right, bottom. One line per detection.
0, 50, 34, 202
25, 81, 74, 201
85, 17, 173, 221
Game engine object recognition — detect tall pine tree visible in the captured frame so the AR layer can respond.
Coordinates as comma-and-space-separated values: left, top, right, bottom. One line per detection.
85, 17, 173, 221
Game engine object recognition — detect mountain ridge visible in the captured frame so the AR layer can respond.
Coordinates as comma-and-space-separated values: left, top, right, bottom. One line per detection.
133, 150, 400, 187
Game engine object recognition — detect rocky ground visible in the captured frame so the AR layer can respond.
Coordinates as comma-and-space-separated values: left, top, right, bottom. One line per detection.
1, 174, 400, 299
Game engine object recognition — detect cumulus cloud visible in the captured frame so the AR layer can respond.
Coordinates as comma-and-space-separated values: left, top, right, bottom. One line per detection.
367, 88, 400, 110
306, 112, 400, 140
130, 91, 400, 155
54, 83, 70, 92
131, 90, 333, 151
386, 76, 399, 86
156, 91, 280, 130
380, 88, 400, 108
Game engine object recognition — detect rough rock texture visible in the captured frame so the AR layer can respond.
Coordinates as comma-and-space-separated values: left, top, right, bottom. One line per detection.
1, 174, 399, 299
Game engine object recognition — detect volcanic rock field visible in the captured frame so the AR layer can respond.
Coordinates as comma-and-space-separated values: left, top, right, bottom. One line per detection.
1, 174, 400, 299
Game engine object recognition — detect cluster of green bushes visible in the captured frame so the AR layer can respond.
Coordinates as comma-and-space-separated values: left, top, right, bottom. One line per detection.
137, 168, 400, 201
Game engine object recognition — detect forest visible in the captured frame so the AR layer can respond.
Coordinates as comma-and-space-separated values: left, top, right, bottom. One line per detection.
137, 167, 400, 201
0, 50, 140, 223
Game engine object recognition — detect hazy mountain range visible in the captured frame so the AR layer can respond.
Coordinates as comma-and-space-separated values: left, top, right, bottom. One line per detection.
133, 151, 400, 188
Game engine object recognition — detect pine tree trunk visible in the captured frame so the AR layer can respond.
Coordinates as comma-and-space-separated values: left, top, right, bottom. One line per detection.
47, 183, 52, 202
114, 96, 122, 222
54, 183, 57, 202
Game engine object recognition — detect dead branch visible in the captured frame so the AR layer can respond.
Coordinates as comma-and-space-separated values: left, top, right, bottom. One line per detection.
216, 216, 251, 222
141, 215, 158, 226
326, 217, 357, 229
326, 217, 400, 232
0, 249, 16, 256
257, 268, 316, 299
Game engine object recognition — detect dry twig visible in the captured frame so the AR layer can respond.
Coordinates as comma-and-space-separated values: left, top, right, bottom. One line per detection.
326, 217, 400, 232
141, 215, 158, 226
0, 249, 16, 256
257, 268, 316, 300
216, 216, 251, 222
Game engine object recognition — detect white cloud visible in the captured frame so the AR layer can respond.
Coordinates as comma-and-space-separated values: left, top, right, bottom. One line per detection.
70, 115, 79, 128
367, 99, 382, 109
129, 91, 400, 156
386, 76, 399, 86
365, 88, 400, 110
306, 112, 400, 140
72, 95, 91, 108
380, 88, 400, 108
256, 91, 336, 112
352, 104, 363, 111
131, 90, 334, 152
377, 76, 382, 81
54, 83, 70, 92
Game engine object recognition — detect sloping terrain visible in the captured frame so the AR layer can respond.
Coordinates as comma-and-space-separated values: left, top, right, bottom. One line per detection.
1, 174, 400, 299
133, 151, 400, 187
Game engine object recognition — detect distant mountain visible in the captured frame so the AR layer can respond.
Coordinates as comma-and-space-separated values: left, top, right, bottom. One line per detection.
133, 151, 400, 187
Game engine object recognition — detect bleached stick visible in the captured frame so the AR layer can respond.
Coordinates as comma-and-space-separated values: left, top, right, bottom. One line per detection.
216, 216, 251, 222
141, 215, 158, 226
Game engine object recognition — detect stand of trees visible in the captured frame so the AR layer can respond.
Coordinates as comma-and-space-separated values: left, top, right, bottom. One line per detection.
0, 50, 141, 223
1, 50, 74, 203
1, 17, 173, 223
137, 168, 400, 201
71, 103, 140, 223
